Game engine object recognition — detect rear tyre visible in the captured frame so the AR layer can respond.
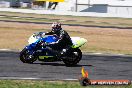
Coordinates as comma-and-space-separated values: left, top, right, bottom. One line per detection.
62, 48, 82, 66
20, 48, 37, 63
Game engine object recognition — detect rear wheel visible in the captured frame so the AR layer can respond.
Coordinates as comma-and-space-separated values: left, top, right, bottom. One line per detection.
20, 48, 37, 63
62, 48, 82, 66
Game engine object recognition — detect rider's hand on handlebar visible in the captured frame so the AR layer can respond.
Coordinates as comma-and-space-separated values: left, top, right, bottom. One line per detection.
42, 33, 45, 37
45, 42, 48, 46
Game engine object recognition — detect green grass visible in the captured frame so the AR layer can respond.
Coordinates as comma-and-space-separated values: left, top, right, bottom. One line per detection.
0, 11, 132, 28
0, 80, 131, 88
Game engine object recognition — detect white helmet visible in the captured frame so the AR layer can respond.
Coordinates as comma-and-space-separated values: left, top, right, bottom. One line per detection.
51, 22, 61, 32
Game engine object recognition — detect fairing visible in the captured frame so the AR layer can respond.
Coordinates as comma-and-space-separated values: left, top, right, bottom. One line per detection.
28, 33, 87, 49
71, 37, 87, 48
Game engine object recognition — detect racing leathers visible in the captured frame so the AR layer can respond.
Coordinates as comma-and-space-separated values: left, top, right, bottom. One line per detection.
44, 28, 73, 57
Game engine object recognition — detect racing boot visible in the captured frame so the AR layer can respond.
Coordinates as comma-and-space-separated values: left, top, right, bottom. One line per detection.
60, 49, 67, 56
61, 45, 71, 56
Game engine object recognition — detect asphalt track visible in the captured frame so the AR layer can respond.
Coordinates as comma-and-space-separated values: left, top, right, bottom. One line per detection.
0, 51, 132, 80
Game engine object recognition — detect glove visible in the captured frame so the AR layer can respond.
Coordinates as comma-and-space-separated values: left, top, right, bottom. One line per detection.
45, 42, 49, 46
42, 33, 45, 37
49, 42, 56, 45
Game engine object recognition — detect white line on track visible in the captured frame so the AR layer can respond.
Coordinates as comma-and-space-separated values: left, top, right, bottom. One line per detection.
62, 79, 78, 81
0, 49, 12, 51
92, 53, 103, 55
0, 77, 78, 81
0, 77, 40, 80
0, 48, 129, 56
0, 49, 20, 52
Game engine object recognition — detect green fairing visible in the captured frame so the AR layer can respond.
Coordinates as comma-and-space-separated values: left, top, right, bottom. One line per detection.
72, 38, 87, 48
39, 56, 54, 59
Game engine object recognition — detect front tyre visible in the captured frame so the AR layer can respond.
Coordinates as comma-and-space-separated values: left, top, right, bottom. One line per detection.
20, 48, 37, 63
62, 48, 82, 66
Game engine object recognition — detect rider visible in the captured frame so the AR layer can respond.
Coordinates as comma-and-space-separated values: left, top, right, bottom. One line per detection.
44, 22, 73, 57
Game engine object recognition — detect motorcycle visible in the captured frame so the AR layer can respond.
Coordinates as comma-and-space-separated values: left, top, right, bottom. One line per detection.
20, 32, 87, 66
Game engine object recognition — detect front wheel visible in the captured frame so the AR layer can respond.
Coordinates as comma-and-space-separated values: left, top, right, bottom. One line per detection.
20, 48, 37, 63
62, 48, 82, 66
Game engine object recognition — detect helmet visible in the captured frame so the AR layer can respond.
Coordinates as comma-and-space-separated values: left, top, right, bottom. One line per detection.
51, 22, 61, 32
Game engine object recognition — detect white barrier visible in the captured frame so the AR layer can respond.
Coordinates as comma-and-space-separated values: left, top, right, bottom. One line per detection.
0, 8, 132, 18
0, 1, 10, 8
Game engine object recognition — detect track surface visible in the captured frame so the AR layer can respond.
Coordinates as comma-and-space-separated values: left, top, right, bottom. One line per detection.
0, 51, 132, 80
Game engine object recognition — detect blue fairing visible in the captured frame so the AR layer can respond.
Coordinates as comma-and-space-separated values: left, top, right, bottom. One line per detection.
41, 35, 59, 43
26, 35, 59, 50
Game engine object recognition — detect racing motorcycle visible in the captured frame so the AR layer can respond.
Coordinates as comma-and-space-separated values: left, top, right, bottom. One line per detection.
20, 32, 87, 66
